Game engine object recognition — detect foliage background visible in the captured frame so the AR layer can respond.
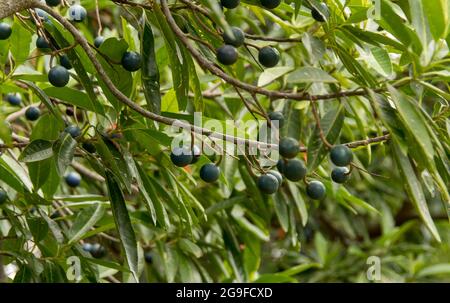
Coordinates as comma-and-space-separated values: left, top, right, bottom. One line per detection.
0, 0, 449, 282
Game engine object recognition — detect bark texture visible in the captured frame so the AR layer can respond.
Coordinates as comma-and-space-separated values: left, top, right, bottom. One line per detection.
0, 0, 36, 20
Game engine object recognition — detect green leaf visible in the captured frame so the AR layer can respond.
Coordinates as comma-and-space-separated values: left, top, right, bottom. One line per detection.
53, 133, 77, 176
10, 18, 32, 65
141, 17, 161, 114
422, 0, 449, 40
258, 66, 293, 87
178, 238, 203, 258
105, 171, 139, 282
27, 217, 49, 242
68, 204, 106, 244
286, 67, 337, 83
43, 87, 106, 115
392, 139, 441, 242
19, 140, 54, 163
307, 104, 345, 170
417, 263, 450, 278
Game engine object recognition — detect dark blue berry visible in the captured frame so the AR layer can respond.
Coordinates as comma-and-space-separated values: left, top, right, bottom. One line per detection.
258, 174, 279, 194
6, 94, 21, 106
331, 167, 350, 184
217, 45, 238, 65
258, 46, 280, 68
221, 0, 240, 9
284, 159, 307, 182
200, 163, 220, 183
170, 147, 193, 167
94, 36, 105, 48
25, 106, 41, 121
0, 23, 12, 40
222, 27, 245, 47
65, 172, 81, 188
330, 145, 353, 167
48, 65, 70, 87
122, 51, 142, 72
279, 137, 299, 159
306, 180, 326, 200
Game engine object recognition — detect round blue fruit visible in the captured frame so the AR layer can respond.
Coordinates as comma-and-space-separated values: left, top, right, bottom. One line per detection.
283, 159, 307, 182
222, 27, 245, 47
6, 94, 21, 106
258, 174, 279, 194
170, 147, 193, 167
306, 180, 326, 200
221, 0, 240, 9
260, 0, 281, 9
330, 145, 353, 167
45, 0, 61, 7
94, 36, 105, 48
48, 65, 70, 87
90, 243, 106, 258
25, 106, 41, 121
267, 170, 283, 186
65, 172, 81, 188
68, 5, 87, 22
82, 142, 96, 154
36, 36, 51, 50
144, 251, 153, 264
60, 55, 72, 69
122, 51, 142, 72
331, 167, 350, 184
0, 23, 12, 40
65, 125, 82, 138
279, 137, 299, 159
200, 163, 220, 183
258, 46, 280, 68
0, 189, 8, 205
268, 111, 284, 128
276, 159, 285, 173
217, 45, 238, 65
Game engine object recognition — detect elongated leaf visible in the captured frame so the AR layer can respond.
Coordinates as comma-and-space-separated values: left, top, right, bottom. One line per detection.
392, 139, 441, 242
105, 171, 139, 282
68, 204, 106, 244
142, 17, 161, 114
53, 133, 77, 176
19, 140, 54, 163
287, 67, 337, 83
307, 104, 345, 170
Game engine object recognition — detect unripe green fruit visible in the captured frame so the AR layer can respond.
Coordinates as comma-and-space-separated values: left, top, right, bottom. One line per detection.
283, 159, 307, 181
82, 142, 97, 154
260, 0, 281, 9
65, 172, 81, 188
221, 0, 240, 9
279, 137, 299, 159
48, 65, 70, 87
258, 174, 279, 194
0, 189, 7, 205
330, 145, 353, 167
258, 46, 280, 68
217, 45, 238, 65
170, 147, 193, 167
311, 3, 330, 22
94, 36, 105, 48
268, 170, 283, 185
0, 23, 12, 40
121, 51, 142, 72
331, 167, 350, 184
6, 94, 21, 106
25, 106, 41, 121
306, 180, 326, 200
222, 27, 245, 47
200, 163, 220, 183
45, 0, 61, 7
268, 111, 284, 128
65, 125, 82, 138
60, 55, 72, 69
68, 4, 87, 22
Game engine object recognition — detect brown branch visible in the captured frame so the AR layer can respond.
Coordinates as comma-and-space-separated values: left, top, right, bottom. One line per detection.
33, 1, 275, 149
160, 0, 388, 102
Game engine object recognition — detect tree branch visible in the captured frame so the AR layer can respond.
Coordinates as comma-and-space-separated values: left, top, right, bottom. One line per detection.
0, 0, 34, 20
